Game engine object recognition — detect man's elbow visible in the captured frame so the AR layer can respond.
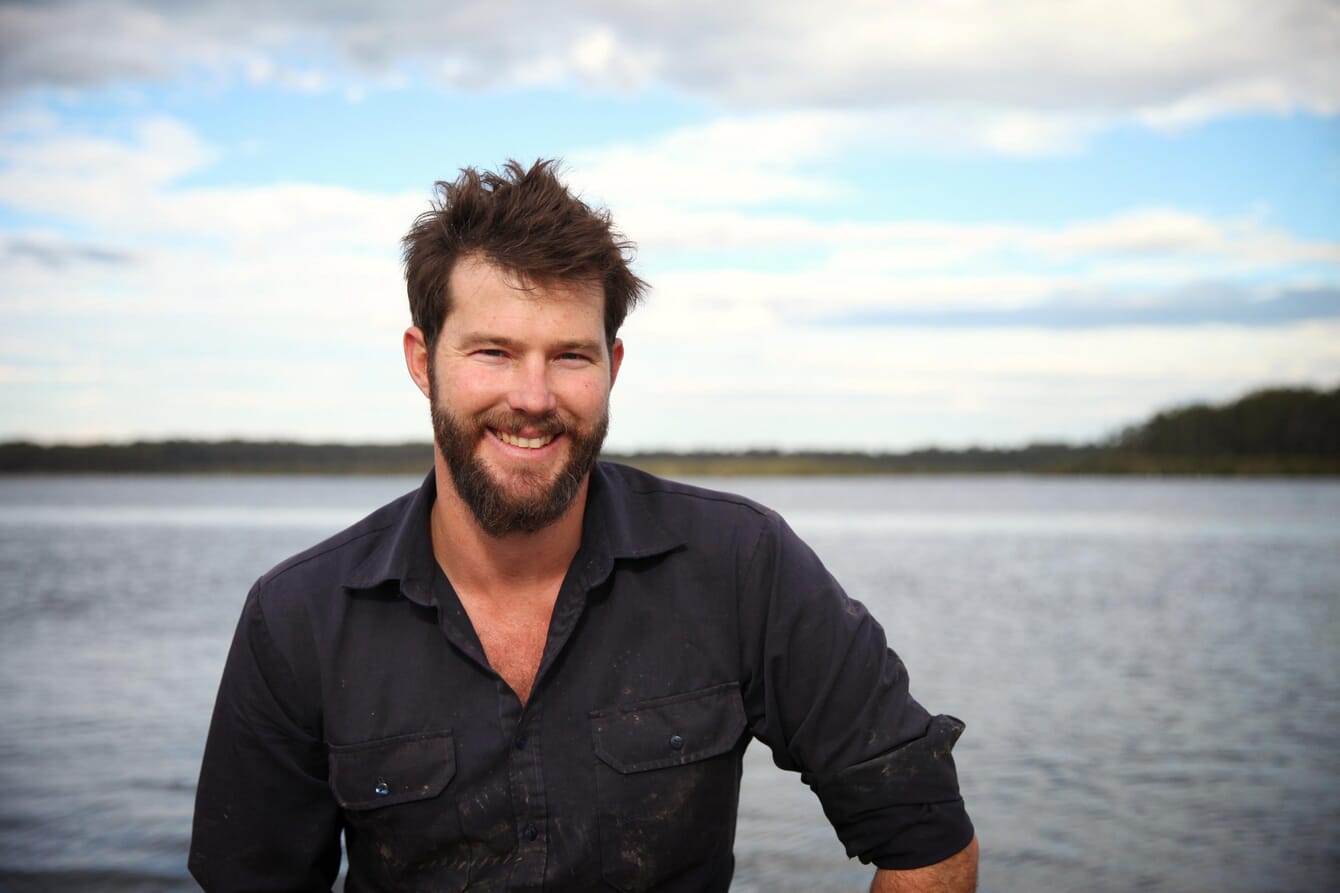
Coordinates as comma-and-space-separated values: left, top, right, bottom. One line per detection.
871, 834, 978, 893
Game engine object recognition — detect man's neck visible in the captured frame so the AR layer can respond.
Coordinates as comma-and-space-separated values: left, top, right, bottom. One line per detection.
428, 454, 588, 598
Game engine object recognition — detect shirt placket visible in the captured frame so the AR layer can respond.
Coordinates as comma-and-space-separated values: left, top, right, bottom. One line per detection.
505, 557, 607, 889
504, 697, 546, 891
428, 575, 550, 887
428, 556, 608, 889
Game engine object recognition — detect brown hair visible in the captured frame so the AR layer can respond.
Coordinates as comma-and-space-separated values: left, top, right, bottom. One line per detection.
402, 158, 646, 351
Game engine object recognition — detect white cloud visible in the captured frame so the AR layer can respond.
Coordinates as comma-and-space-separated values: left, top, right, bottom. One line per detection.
569, 112, 865, 207
3, 0, 1336, 149
607, 321, 1340, 450
0, 115, 425, 256
0, 116, 209, 188
2, 114, 1334, 342
1, 113, 1336, 447
0, 116, 420, 404
558, 117, 1340, 281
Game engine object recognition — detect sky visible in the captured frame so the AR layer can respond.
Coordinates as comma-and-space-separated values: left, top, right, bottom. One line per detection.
1, 0, 1337, 452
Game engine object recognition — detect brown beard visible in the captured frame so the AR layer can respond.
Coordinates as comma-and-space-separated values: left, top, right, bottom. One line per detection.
429, 371, 608, 538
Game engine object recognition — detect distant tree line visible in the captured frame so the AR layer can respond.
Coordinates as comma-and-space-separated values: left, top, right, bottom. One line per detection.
1061, 386, 1340, 475
604, 444, 1110, 476
2, 386, 1336, 475
0, 440, 433, 474
1109, 387, 1339, 457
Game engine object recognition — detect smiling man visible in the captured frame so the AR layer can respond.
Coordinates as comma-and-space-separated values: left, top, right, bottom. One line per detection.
189, 160, 977, 892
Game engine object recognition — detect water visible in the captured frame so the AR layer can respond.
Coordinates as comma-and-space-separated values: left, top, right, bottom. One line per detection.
0, 473, 1336, 892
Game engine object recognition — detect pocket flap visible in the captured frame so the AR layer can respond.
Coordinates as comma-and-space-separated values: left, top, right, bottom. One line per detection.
590, 682, 746, 774
329, 730, 456, 810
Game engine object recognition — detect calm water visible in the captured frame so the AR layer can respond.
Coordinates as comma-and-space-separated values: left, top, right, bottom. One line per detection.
0, 473, 1336, 892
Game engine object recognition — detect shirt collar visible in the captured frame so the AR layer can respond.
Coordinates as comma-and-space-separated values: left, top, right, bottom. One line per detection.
575, 461, 685, 588
342, 462, 684, 604
342, 469, 440, 605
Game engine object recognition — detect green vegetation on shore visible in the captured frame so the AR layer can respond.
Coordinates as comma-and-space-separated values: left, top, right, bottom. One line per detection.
3, 386, 1337, 476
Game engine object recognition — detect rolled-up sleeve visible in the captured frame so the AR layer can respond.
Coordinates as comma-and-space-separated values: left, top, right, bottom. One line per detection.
189, 583, 342, 891
803, 714, 973, 868
738, 514, 974, 870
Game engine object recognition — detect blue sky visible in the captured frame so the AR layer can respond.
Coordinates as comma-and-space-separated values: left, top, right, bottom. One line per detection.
1, 0, 1337, 450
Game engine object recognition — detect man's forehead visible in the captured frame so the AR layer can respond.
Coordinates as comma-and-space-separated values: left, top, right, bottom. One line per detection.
451, 253, 602, 301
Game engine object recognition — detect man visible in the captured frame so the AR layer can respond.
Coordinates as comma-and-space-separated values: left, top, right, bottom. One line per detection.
190, 160, 977, 892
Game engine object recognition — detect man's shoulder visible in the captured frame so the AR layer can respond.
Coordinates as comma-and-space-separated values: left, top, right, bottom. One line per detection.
253, 484, 419, 596
597, 460, 780, 531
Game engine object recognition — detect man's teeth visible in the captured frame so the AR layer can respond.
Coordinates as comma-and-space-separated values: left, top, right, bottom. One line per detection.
496, 430, 556, 449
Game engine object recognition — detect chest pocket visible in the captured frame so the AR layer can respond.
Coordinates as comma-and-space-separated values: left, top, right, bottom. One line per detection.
328, 730, 469, 891
590, 682, 748, 892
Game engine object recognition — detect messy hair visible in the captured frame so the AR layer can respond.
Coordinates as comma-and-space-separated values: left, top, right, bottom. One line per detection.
401, 158, 646, 351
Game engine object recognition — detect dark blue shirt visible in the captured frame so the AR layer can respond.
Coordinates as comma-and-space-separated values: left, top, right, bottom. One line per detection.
190, 462, 972, 891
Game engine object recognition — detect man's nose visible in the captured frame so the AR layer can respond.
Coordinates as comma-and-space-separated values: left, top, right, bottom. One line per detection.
507, 357, 558, 415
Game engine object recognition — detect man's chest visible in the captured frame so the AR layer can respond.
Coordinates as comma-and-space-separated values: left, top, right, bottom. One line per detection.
317, 574, 749, 891
456, 588, 557, 705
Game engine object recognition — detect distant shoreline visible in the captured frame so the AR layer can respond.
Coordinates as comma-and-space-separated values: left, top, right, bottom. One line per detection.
3, 386, 1336, 477
0, 442, 1335, 477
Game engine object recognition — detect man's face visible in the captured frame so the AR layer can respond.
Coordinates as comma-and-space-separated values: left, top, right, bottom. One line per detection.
427, 256, 621, 537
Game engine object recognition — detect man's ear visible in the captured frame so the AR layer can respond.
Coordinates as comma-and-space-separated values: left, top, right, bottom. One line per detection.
404, 327, 432, 398
609, 337, 624, 389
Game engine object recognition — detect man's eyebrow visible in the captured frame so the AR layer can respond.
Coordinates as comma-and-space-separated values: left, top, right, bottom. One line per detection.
554, 339, 604, 354
457, 333, 520, 349
455, 333, 604, 354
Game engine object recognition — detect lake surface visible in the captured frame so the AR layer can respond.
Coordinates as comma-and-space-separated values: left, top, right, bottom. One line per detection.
0, 473, 1336, 891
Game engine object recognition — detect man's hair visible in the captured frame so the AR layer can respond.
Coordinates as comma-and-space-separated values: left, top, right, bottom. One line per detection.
402, 158, 647, 351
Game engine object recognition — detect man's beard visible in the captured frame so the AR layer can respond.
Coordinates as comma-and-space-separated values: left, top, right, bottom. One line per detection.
429, 374, 608, 538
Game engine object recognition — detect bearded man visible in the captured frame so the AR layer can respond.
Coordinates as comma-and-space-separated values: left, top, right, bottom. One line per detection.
189, 160, 977, 892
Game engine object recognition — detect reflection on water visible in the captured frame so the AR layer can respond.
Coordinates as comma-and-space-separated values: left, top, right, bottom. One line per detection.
0, 473, 1337, 892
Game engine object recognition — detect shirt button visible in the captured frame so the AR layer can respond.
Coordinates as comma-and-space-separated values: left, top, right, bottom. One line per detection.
523, 823, 539, 841
515, 735, 528, 750
669, 734, 684, 750
374, 781, 390, 797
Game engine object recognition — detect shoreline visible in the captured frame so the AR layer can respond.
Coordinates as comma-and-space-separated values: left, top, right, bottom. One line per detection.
1, 445, 1336, 477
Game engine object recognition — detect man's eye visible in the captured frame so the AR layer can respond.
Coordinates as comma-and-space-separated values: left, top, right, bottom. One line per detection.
477, 349, 507, 358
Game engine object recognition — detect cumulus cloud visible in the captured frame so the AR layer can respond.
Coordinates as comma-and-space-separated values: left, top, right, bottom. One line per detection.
0, 114, 421, 391
608, 320, 1340, 449
2, 0, 1336, 135
2, 110, 1336, 446
565, 122, 1339, 320
563, 118, 1340, 334
613, 201, 1340, 273
0, 115, 424, 253
826, 209, 1340, 274
2, 114, 1334, 338
570, 112, 867, 207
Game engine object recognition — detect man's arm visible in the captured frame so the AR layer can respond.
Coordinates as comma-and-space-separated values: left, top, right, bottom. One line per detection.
737, 514, 974, 878
872, 836, 978, 893
190, 584, 342, 890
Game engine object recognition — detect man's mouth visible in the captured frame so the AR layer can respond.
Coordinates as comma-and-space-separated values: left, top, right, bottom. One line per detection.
493, 429, 558, 450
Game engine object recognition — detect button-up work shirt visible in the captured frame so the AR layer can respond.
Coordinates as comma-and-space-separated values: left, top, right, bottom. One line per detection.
189, 463, 973, 891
